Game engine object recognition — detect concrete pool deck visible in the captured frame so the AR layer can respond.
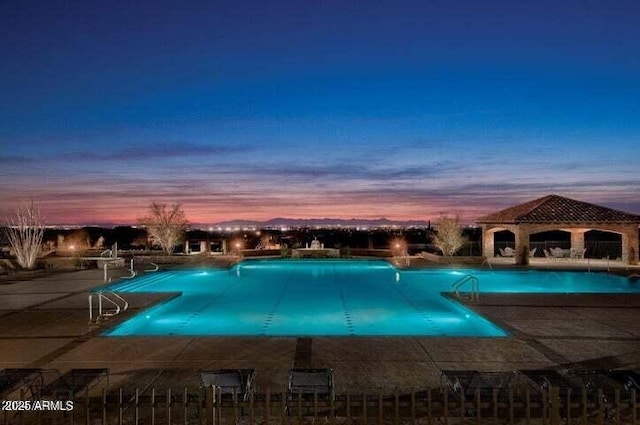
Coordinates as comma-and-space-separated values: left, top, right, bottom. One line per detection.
1, 264, 639, 394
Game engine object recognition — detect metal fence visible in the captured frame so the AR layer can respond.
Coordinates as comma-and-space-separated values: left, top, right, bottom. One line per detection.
495, 241, 623, 259
416, 243, 482, 257
3, 386, 638, 425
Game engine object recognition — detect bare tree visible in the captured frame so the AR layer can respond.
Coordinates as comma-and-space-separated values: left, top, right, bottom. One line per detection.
5, 200, 45, 269
138, 203, 188, 254
432, 215, 467, 256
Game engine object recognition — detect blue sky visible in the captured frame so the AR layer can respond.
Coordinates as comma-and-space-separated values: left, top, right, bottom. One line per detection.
1, 0, 639, 224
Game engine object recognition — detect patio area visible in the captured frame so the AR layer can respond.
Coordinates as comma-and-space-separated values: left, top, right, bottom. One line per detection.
488, 255, 640, 272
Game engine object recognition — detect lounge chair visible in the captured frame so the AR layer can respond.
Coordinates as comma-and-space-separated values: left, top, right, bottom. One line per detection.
441, 370, 519, 417
529, 248, 537, 257
503, 247, 516, 257
40, 368, 109, 399
568, 369, 627, 415
607, 370, 640, 391
498, 248, 506, 257
441, 370, 517, 400
519, 369, 586, 399
568, 369, 622, 393
0, 369, 46, 398
199, 369, 255, 401
288, 368, 334, 400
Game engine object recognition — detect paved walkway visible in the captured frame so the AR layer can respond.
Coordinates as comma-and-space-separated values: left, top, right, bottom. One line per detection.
1, 264, 639, 394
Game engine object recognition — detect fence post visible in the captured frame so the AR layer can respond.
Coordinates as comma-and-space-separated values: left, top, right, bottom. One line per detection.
566, 388, 572, 424
493, 388, 498, 421
330, 390, 335, 424
314, 388, 319, 421
542, 388, 548, 425
377, 391, 383, 425
632, 388, 637, 425
443, 387, 448, 425
211, 385, 218, 425
427, 389, 432, 425
134, 388, 139, 425
363, 393, 367, 425
166, 388, 171, 425
249, 388, 254, 425
280, 386, 286, 425
598, 389, 604, 425
476, 388, 481, 424
102, 388, 107, 425
394, 391, 399, 425
411, 390, 416, 425
85, 387, 91, 425
550, 386, 560, 425
615, 388, 620, 425
582, 388, 587, 425
118, 388, 123, 425
459, 388, 464, 421
525, 388, 530, 425
266, 388, 270, 425
297, 391, 302, 424
19, 388, 25, 425
509, 387, 514, 425
197, 388, 203, 425
183, 387, 188, 425
151, 386, 155, 425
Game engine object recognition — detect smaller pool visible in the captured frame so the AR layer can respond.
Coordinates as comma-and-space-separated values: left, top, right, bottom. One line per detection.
101, 260, 640, 337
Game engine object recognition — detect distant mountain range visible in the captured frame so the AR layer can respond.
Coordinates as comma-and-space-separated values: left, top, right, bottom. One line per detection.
204, 217, 432, 228
43, 217, 433, 229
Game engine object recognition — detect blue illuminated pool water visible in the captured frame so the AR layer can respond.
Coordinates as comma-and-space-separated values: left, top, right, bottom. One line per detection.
101, 259, 640, 337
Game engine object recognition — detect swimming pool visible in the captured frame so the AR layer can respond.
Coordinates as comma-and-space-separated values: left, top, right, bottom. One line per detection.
101, 259, 640, 337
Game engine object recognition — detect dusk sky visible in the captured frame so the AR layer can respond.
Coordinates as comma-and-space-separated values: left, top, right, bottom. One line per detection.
1, 0, 639, 225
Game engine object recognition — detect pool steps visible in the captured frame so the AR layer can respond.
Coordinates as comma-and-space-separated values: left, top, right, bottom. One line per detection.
112, 272, 176, 292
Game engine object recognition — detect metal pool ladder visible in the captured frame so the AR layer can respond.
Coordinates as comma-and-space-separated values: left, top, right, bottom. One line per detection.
451, 275, 480, 300
89, 291, 129, 323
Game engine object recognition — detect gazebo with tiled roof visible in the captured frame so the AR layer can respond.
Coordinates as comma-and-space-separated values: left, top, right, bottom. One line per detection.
477, 194, 640, 265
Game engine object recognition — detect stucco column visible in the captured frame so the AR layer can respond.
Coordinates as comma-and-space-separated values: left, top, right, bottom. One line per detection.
184, 240, 190, 254
200, 240, 207, 253
514, 227, 530, 265
570, 230, 586, 255
621, 227, 639, 265
482, 227, 495, 258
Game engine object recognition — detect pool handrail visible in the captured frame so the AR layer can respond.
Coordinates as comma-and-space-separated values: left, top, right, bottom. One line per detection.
451, 274, 480, 300
88, 291, 129, 323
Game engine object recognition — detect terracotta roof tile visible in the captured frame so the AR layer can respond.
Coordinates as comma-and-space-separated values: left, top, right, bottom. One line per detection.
477, 194, 640, 224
